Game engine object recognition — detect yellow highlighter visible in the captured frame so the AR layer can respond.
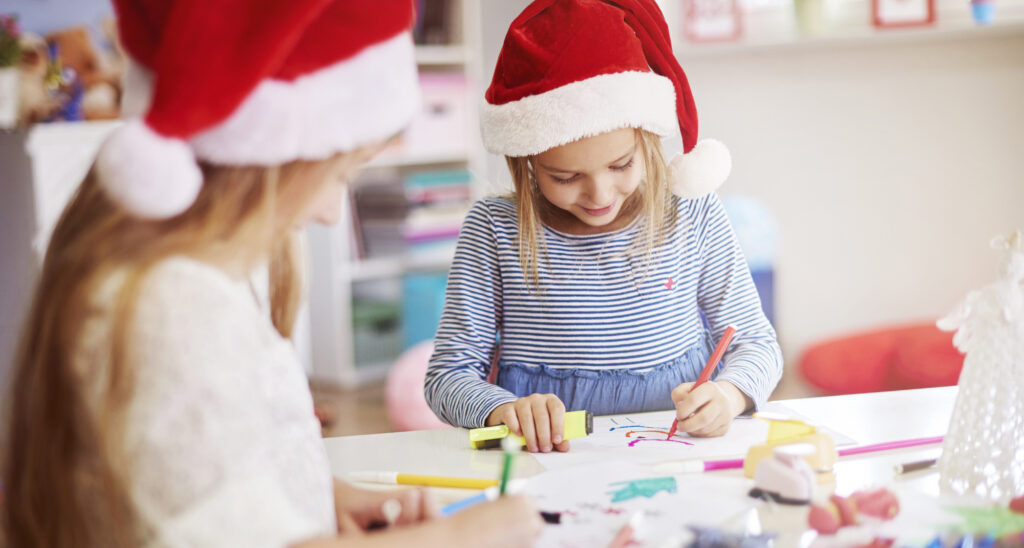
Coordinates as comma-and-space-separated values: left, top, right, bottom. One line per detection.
469, 410, 594, 449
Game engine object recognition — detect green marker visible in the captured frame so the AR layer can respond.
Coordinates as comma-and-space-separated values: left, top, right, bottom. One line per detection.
498, 435, 518, 495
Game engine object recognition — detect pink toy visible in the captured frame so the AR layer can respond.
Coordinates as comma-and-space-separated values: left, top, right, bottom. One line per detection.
748, 443, 816, 505
385, 341, 451, 431
808, 488, 900, 535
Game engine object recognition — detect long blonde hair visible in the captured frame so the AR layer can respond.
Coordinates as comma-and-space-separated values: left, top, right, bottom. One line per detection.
506, 128, 676, 290
1, 152, 351, 548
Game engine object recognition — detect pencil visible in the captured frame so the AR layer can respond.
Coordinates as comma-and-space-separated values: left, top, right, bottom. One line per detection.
667, 325, 737, 439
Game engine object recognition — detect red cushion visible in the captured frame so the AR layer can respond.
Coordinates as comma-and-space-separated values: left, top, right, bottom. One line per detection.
798, 324, 963, 395
888, 328, 963, 389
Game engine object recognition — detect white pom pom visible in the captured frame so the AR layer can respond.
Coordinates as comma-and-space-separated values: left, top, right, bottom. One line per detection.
668, 138, 732, 199
96, 119, 202, 219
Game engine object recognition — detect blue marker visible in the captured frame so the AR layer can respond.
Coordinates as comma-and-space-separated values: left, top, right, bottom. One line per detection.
440, 480, 526, 516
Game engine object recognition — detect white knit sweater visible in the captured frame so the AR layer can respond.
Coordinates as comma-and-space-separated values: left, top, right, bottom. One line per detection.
77, 257, 335, 547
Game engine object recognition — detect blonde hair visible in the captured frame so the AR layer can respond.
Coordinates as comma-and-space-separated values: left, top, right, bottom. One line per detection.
1, 152, 353, 548
506, 128, 676, 290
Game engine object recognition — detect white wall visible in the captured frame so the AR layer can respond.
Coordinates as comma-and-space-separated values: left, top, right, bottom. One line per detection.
684, 34, 1024, 363
477, 2, 1024, 373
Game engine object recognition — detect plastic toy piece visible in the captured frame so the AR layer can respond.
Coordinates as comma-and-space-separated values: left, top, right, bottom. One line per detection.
1010, 494, 1024, 515
808, 488, 900, 536
743, 414, 838, 479
748, 443, 816, 505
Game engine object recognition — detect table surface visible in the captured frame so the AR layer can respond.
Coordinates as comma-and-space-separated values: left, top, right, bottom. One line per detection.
324, 387, 958, 546
325, 386, 955, 496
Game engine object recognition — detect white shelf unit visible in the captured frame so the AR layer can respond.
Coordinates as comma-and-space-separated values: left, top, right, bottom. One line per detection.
307, 0, 487, 387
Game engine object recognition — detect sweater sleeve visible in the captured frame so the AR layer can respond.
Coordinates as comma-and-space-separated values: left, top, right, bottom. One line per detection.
691, 194, 784, 410
424, 201, 518, 428
118, 260, 334, 547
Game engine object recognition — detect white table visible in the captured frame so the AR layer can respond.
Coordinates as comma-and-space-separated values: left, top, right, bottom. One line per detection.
324, 386, 958, 545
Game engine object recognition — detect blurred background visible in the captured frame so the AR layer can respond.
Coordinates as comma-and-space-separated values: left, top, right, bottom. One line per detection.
1, 0, 1022, 436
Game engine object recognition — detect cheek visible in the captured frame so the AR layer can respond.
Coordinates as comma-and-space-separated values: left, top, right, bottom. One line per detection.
308, 184, 346, 226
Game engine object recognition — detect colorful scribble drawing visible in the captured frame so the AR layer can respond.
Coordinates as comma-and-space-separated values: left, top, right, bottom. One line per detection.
610, 424, 694, 446
607, 477, 677, 503
627, 438, 693, 447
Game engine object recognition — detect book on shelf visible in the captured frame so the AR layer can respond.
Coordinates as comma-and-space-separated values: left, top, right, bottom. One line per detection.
414, 0, 457, 45
350, 169, 472, 262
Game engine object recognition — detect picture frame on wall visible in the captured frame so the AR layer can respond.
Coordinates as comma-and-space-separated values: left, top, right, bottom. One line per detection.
683, 0, 743, 42
872, 0, 936, 28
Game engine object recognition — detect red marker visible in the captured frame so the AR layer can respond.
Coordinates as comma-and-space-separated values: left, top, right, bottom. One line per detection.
667, 325, 737, 439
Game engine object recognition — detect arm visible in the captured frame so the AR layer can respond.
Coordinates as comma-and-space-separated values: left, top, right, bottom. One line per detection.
424, 202, 518, 428
290, 495, 542, 548
693, 193, 784, 411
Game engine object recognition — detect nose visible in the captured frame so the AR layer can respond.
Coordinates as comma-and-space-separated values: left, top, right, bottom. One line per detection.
584, 175, 615, 206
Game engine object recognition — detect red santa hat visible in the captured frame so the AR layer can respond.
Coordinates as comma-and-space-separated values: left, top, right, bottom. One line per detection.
98, 0, 420, 219
482, 0, 730, 199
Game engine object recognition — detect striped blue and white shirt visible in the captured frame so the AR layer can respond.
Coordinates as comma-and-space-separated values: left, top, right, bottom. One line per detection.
424, 194, 783, 428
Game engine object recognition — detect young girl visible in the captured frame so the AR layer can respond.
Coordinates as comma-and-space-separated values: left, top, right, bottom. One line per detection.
1, 1, 539, 547
424, 0, 783, 453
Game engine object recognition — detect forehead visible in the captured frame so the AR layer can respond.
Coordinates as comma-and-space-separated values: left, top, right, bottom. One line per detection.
534, 128, 637, 171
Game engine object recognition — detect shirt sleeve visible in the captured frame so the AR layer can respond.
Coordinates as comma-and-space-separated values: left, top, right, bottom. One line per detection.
122, 261, 333, 547
424, 201, 518, 428
691, 194, 784, 410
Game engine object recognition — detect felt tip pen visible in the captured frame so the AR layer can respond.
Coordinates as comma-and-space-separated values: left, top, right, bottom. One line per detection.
498, 435, 518, 495
668, 325, 736, 439
894, 458, 938, 475
440, 480, 526, 516
348, 471, 499, 490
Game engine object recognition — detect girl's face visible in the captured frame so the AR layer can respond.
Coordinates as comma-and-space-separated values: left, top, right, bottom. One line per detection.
533, 128, 642, 231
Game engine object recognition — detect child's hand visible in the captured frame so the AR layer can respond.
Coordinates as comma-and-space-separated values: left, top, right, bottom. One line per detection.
486, 394, 571, 453
333, 478, 439, 533
670, 381, 749, 437
445, 495, 543, 548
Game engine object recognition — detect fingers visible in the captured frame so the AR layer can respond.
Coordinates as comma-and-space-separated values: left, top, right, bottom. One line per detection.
419, 488, 441, 520
530, 397, 552, 452
501, 405, 521, 436
512, 394, 566, 453
547, 397, 566, 446
675, 383, 734, 437
674, 383, 712, 420
555, 439, 571, 452
516, 401, 537, 452
336, 510, 363, 535
670, 382, 695, 404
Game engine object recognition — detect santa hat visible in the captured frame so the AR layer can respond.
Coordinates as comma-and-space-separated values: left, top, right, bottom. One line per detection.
98, 0, 420, 219
481, 0, 730, 199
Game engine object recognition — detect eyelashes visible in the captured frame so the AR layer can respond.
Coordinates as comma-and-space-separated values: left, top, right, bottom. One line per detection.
550, 158, 635, 185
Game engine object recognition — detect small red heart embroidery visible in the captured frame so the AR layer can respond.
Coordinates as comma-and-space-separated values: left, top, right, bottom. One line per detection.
664, 278, 674, 290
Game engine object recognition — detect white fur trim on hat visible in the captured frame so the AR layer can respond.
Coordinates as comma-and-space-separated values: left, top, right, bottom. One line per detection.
191, 31, 419, 165
120, 32, 419, 166
668, 138, 732, 199
96, 119, 203, 219
481, 71, 678, 157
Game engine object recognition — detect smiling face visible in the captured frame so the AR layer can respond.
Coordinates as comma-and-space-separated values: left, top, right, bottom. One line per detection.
532, 128, 643, 233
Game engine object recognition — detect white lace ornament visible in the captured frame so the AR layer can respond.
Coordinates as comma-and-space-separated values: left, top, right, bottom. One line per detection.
936, 230, 1024, 503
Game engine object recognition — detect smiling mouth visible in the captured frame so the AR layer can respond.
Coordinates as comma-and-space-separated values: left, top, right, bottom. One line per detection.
581, 203, 614, 216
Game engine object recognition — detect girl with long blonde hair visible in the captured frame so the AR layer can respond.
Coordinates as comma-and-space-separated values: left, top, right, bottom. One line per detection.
1, 1, 540, 547
425, 0, 783, 454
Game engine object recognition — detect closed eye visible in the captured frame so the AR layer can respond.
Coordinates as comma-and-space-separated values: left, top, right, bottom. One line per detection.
610, 158, 635, 172
551, 173, 580, 184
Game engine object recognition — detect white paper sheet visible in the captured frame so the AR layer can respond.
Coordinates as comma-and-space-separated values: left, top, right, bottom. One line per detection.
533, 403, 855, 470
524, 461, 758, 547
